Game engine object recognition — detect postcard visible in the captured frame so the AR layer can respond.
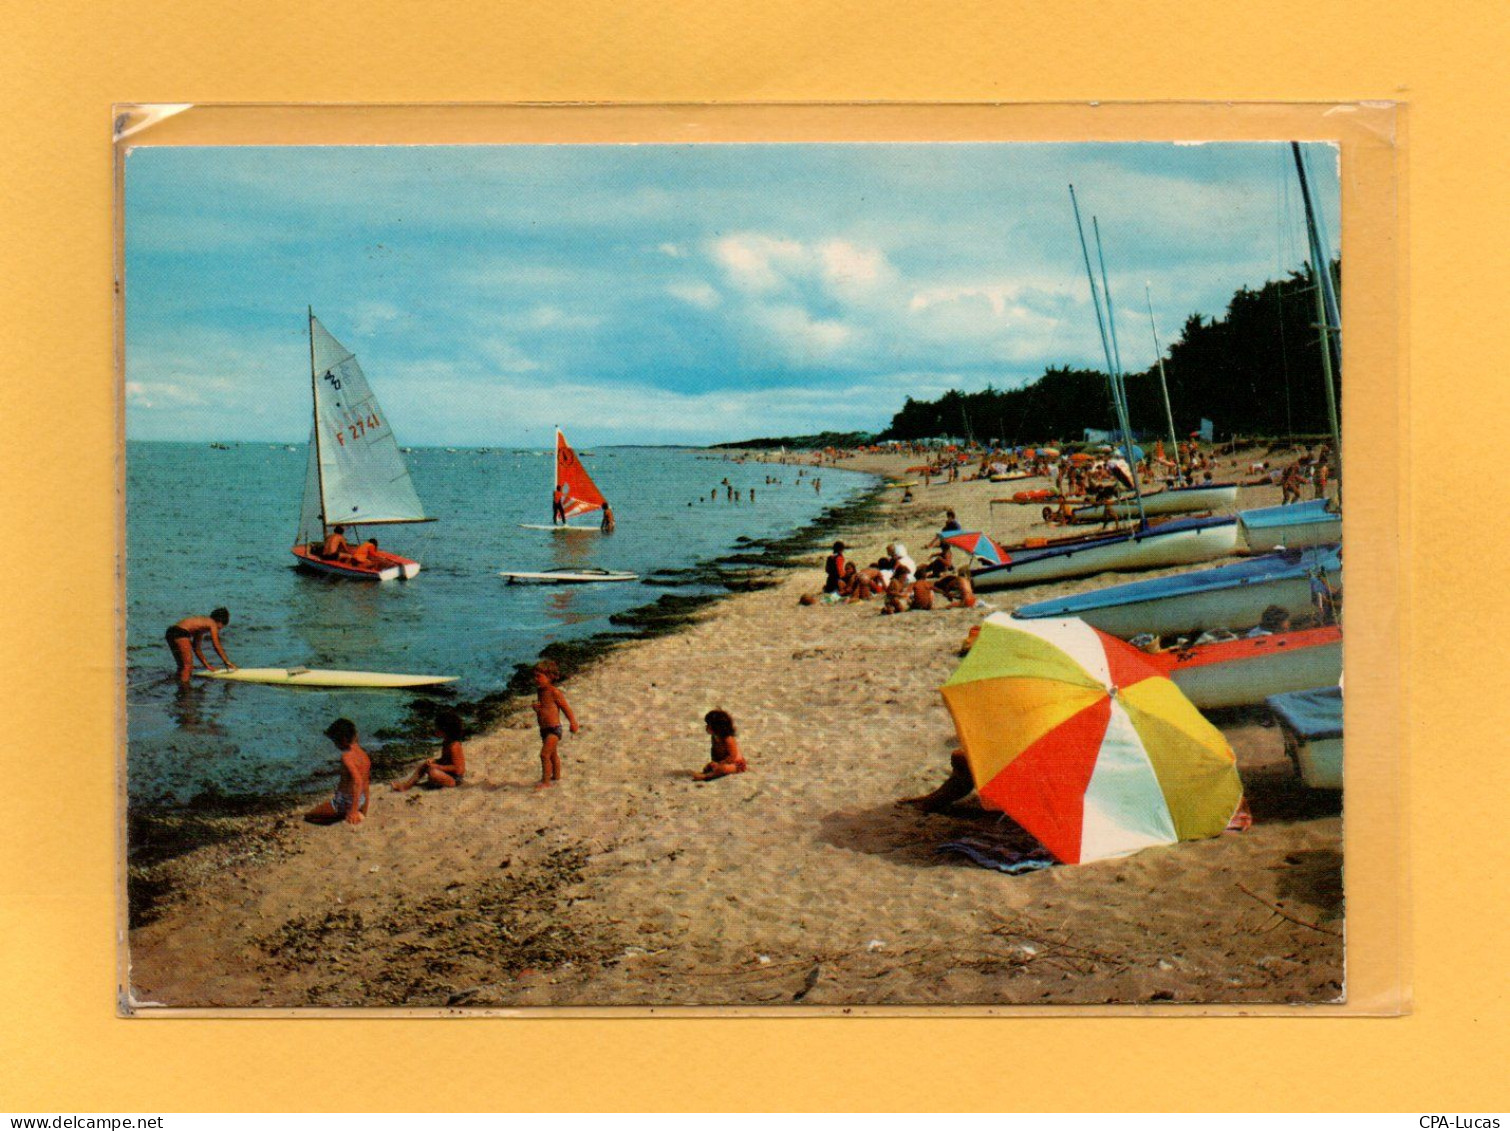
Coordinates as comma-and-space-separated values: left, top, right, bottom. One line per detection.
120, 128, 1366, 1011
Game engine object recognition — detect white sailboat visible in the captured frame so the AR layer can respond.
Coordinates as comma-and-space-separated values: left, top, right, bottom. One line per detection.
290, 310, 433, 581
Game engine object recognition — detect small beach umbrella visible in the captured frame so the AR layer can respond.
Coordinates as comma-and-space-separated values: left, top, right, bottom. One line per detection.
940, 614, 1243, 864
940, 530, 1011, 566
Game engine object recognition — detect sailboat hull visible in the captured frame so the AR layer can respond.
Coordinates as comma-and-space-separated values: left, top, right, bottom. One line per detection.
1155, 626, 1342, 710
517, 523, 601, 533
972, 516, 1239, 591
291, 546, 418, 582
1071, 483, 1239, 521
1238, 498, 1342, 553
1010, 546, 1342, 638
1268, 686, 1344, 789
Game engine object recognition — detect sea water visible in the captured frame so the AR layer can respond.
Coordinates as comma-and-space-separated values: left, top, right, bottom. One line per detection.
126, 442, 873, 805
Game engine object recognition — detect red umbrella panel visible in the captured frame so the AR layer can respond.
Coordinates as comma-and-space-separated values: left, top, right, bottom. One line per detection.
941, 530, 1011, 566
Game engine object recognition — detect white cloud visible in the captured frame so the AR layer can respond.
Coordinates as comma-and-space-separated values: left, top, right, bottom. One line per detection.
819, 239, 890, 292
666, 281, 721, 309
525, 305, 601, 331
751, 305, 853, 362
658, 242, 688, 258
711, 234, 806, 293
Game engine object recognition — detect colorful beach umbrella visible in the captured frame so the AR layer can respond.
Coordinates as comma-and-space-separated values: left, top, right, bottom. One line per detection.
941, 614, 1244, 864
940, 529, 1011, 566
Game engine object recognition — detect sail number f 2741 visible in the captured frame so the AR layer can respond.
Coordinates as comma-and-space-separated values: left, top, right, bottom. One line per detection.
331, 413, 383, 446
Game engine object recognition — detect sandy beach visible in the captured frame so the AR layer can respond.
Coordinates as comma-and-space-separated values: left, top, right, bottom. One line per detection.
127, 449, 1343, 1010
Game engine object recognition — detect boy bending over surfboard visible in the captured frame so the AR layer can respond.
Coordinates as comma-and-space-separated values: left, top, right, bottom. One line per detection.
165, 608, 236, 684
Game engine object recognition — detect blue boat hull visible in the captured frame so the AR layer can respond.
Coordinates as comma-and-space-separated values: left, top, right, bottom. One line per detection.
1010, 545, 1341, 638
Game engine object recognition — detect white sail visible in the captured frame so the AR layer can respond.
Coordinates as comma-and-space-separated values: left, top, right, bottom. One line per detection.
296, 426, 324, 546
307, 315, 428, 531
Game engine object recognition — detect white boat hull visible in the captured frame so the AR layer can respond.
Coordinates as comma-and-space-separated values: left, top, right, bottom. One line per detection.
1291, 734, 1343, 789
1078, 484, 1239, 521
1011, 548, 1342, 639
517, 523, 601, 533
1169, 638, 1343, 710
973, 520, 1239, 591
1238, 500, 1343, 553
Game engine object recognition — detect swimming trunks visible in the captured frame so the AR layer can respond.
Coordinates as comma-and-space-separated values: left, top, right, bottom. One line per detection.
331, 790, 367, 817
165, 625, 192, 642
539, 724, 563, 740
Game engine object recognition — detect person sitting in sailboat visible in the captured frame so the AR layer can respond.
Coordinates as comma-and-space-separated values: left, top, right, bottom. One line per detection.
348, 537, 383, 568
320, 524, 353, 560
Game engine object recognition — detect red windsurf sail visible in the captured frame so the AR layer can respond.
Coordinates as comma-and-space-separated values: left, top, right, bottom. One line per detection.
556, 429, 606, 519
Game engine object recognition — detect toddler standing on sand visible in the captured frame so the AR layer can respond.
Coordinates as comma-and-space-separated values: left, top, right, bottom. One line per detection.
692, 709, 746, 781
531, 660, 578, 789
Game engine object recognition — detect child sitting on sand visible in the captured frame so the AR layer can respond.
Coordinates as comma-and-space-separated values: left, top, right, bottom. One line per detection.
531, 660, 579, 789
881, 563, 913, 615
392, 709, 466, 791
692, 709, 746, 781
909, 575, 936, 611
941, 565, 977, 609
305, 718, 371, 826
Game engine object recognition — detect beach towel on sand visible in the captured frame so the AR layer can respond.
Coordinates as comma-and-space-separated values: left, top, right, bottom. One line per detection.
937, 837, 1058, 875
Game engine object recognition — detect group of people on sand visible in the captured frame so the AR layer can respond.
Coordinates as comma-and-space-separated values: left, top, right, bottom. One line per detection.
1279, 444, 1334, 505
811, 514, 978, 616
195, 653, 743, 828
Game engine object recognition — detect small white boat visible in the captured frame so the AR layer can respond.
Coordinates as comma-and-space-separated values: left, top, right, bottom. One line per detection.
197, 668, 456, 689
499, 568, 638, 584
1267, 686, 1343, 789
1071, 482, 1239, 521
971, 516, 1239, 591
1238, 498, 1342, 553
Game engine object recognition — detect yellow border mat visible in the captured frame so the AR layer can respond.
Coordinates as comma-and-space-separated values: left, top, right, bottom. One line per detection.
0, 1, 1497, 1111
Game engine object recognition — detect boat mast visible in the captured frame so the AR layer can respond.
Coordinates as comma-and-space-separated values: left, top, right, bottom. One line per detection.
1144, 283, 1182, 480
307, 306, 329, 540
1291, 143, 1343, 505
1070, 186, 1147, 527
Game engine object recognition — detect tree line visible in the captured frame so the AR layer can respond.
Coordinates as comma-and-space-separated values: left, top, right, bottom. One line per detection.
878, 263, 1341, 445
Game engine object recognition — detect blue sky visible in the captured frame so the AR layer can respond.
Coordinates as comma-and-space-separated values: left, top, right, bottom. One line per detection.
124, 142, 1340, 446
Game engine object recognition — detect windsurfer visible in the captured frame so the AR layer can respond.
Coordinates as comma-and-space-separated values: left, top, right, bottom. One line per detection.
552, 484, 568, 525
600, 502, 615, 533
